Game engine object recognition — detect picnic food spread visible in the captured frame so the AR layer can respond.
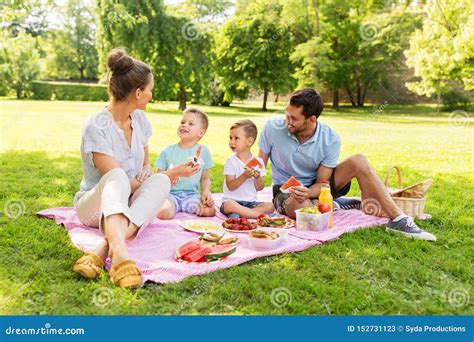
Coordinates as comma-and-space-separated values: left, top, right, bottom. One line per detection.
280, 176, 302, 193
256, 214, 295, 228
179, 220, 224, 233
176, 232, 238, 263
222, 217, 257, 232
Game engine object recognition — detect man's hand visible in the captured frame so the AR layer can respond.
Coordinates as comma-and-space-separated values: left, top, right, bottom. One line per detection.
136, 165, 153, 183
288, 186, 311, 203
201, 191, 214, 207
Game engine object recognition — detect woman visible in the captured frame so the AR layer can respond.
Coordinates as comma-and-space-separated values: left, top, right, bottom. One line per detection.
72, 48, 198, 288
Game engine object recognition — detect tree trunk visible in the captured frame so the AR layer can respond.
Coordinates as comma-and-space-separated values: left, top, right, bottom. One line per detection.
356, 80, 363, 107
79, 66, 85, 80
332, 90, 339, 110
262, 89, 268, 111
304, 0, 311, 39
178, 85, 187, 110
361, 84, 367, 107
16, 87, 21, 99
274, 94, 279, 103
311, 0, 320, 36
346, 88, 356, 106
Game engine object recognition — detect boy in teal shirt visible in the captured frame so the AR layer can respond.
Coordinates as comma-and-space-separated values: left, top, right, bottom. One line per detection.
155, 107, 215, 218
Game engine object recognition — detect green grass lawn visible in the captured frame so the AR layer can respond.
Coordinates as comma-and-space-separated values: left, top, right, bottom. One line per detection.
0, 99, 472, 315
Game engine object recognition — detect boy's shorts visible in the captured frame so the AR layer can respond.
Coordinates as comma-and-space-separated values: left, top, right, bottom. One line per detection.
220, 200, 261, 218
272, 172, 351, 215
169, 191, 202, 214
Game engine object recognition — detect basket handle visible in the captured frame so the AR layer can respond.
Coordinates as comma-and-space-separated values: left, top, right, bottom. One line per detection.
384, 165, 402, 189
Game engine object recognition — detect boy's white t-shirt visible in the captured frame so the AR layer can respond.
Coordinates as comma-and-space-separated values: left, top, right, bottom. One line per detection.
222, 154, 266, 203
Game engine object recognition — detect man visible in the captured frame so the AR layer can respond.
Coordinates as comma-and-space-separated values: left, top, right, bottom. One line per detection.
258, 88, 436, 241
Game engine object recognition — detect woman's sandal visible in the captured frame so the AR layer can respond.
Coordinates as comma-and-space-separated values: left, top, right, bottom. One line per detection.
73, 252, 105, 279
109, 260, 142, 289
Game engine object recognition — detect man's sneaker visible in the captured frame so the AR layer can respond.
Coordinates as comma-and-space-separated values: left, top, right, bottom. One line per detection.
386, 216, 436, 241
333, 197, 362, 211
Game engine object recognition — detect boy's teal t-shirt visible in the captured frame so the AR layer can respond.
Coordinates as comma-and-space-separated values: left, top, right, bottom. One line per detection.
154, 143, 214, 194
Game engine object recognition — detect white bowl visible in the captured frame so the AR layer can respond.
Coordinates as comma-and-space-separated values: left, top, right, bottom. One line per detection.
247, 229, 284, 250
295, 209, 331, 231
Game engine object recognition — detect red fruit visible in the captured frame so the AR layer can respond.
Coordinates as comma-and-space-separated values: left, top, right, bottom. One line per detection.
318, 203, 331, 213
229, 223, 240, 230
176, 240, 201, 258
281, 176, 302, 191
240, 218, 248, 224
257, 214, 267, 219
182, 245, 213, 262
228, 218, 238, 224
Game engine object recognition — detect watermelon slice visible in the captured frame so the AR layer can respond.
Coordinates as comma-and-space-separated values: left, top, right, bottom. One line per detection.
192, 146, 202, 165
245, 157, 263, 170
182, 245, 214, 262
204, 245, 237, 261
280, 176, 302, 193
176, 240, 201, 258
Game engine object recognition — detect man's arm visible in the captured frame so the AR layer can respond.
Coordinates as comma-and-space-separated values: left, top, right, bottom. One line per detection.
258, 149, 269, 167
308, 165, 334, 199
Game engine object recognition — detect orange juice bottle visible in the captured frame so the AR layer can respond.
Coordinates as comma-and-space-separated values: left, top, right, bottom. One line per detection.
319, 181, 333, 228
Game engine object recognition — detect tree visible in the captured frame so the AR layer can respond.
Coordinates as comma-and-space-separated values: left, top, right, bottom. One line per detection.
0, 32, 40, 98
404, 0, 473, 98
96, 0, 216, 109
215, 0, 296, 111
58, 0, 99, 80
290, 0, 421, 108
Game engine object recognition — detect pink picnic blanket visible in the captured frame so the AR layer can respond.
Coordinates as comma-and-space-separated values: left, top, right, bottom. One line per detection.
36, 187, 390, 285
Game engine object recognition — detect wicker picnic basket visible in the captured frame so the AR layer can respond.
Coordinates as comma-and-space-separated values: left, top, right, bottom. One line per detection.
381, 166, 433, 218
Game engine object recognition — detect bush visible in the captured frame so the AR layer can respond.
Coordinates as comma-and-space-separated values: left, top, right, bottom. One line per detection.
31, 81, 108, 101
441, 89, 470, 111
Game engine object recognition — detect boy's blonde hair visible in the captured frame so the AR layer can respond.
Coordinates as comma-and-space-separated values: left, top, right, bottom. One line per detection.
184, 107, 209, 131
230, 120, 258, 142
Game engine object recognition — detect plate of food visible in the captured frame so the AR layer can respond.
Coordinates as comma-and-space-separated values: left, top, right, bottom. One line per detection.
175, 232, 239, 263
280, 176, 303, 193
221, 217, 258, 233
256, 214, 295, 229
179, 219, 224, 234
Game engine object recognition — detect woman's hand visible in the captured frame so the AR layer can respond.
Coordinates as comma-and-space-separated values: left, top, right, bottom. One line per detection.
173, 161, 200, 178
136, 164, 153, 183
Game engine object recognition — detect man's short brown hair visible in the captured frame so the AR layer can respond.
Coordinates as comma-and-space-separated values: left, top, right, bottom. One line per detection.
230, 119, 258, 141
184, 107, 209, 130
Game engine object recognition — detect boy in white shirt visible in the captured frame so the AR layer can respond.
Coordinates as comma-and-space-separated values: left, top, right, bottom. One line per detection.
220, 120, 274, 218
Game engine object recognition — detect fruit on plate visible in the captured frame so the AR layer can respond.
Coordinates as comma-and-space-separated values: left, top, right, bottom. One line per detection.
176, 240, 202, 258
222, 217, 257, 231
204, 245, 237, 261
300, 206, 320, 214
256, 214, 288, 228
280, 176, 302, 192
317, 203, 331, 213
176, 234, 238, 263
249, 230, 279, 240
181, 244, 214, 262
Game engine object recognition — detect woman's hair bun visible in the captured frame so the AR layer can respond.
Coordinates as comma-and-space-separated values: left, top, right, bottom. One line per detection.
107, 48, 134, 74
